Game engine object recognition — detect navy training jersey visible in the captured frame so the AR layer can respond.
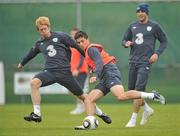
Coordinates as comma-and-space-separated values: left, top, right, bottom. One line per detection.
122, 20, 167, 63
20, 31, 84, 71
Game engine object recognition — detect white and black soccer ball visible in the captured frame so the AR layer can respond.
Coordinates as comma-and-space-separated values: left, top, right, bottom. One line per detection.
83, 116, 99, 130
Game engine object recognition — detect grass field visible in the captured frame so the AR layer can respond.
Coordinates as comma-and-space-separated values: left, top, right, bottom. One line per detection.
0, 104, 179, 136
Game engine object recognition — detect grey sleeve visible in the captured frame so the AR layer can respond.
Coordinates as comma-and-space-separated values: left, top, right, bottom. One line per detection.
122, 25, 132, 48
60, 32, 85, 57
154, 24, 167, 56
20, 44, 40, 66
88, 47, 104, 78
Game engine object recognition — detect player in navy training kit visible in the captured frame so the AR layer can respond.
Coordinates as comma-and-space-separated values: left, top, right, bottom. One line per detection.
122, 3, 167, 127
17, 16, 111, 124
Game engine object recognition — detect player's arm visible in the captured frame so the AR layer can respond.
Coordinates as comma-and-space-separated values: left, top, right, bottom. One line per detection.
60, 32, 85, 57
77, 55, 85, 70
72, 42, 85, 57
154, 24, 167, 56
88, 47, 104, 83
72, 55, 84, 76
122, 25, 133, 48
149, 24, 167, 64
17, 45, 40, 69
71, 49, 81, 76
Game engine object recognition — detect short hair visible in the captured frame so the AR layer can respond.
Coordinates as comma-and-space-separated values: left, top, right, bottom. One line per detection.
74, 31, 88, 40
35, 16, 51, 30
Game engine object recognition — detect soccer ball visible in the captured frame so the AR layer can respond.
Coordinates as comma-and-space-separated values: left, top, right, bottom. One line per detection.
83, 116, 99, 130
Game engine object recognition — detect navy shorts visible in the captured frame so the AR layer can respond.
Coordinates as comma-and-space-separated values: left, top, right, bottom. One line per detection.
128, 63, 151, 91
34, 69, 83, 96
95, 62, 122, 95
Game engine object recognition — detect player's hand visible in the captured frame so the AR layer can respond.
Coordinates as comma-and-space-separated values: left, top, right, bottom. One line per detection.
89, 70, 93, 74
72, 69, 79, 76
17, 63, 23, 69
125, 41, 133, 48
149, 54, 158, 64
89, 76, 97, 83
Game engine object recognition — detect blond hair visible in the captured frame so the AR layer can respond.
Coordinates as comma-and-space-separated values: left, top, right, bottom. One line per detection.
35, 16, 51, 30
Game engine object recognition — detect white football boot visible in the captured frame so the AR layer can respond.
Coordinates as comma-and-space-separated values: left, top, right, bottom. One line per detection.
140, 108, 154, 125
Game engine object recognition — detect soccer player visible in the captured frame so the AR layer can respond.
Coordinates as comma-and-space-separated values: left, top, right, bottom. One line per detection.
122, 3, 167, 127
74, 31, 165, 130
17, 16, 111, 124
69, 28, 89, 115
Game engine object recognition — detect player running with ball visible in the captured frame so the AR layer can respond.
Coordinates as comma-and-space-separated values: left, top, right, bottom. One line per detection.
74, 31, 166, 130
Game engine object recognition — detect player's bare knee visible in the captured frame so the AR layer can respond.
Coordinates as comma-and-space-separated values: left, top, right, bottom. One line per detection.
89, 98, 96, 103
116, 94, 126, 101
84, 95, 95, 104
30, 79, 41, 89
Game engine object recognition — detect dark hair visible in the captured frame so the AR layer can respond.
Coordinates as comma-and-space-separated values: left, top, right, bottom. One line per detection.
74, 31, 88, 40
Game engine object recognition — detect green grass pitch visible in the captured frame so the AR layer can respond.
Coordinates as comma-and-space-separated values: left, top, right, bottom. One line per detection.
0, 104, 179, 136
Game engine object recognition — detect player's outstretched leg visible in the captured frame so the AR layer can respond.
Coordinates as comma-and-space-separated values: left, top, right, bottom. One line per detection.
24, 112, 42, 123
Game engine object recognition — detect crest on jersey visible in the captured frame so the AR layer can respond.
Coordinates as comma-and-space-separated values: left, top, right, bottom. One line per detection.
147, 26, 152, 31
133, 26, 136, 29
52, 38, 58, 42
146, 66, 150, 70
